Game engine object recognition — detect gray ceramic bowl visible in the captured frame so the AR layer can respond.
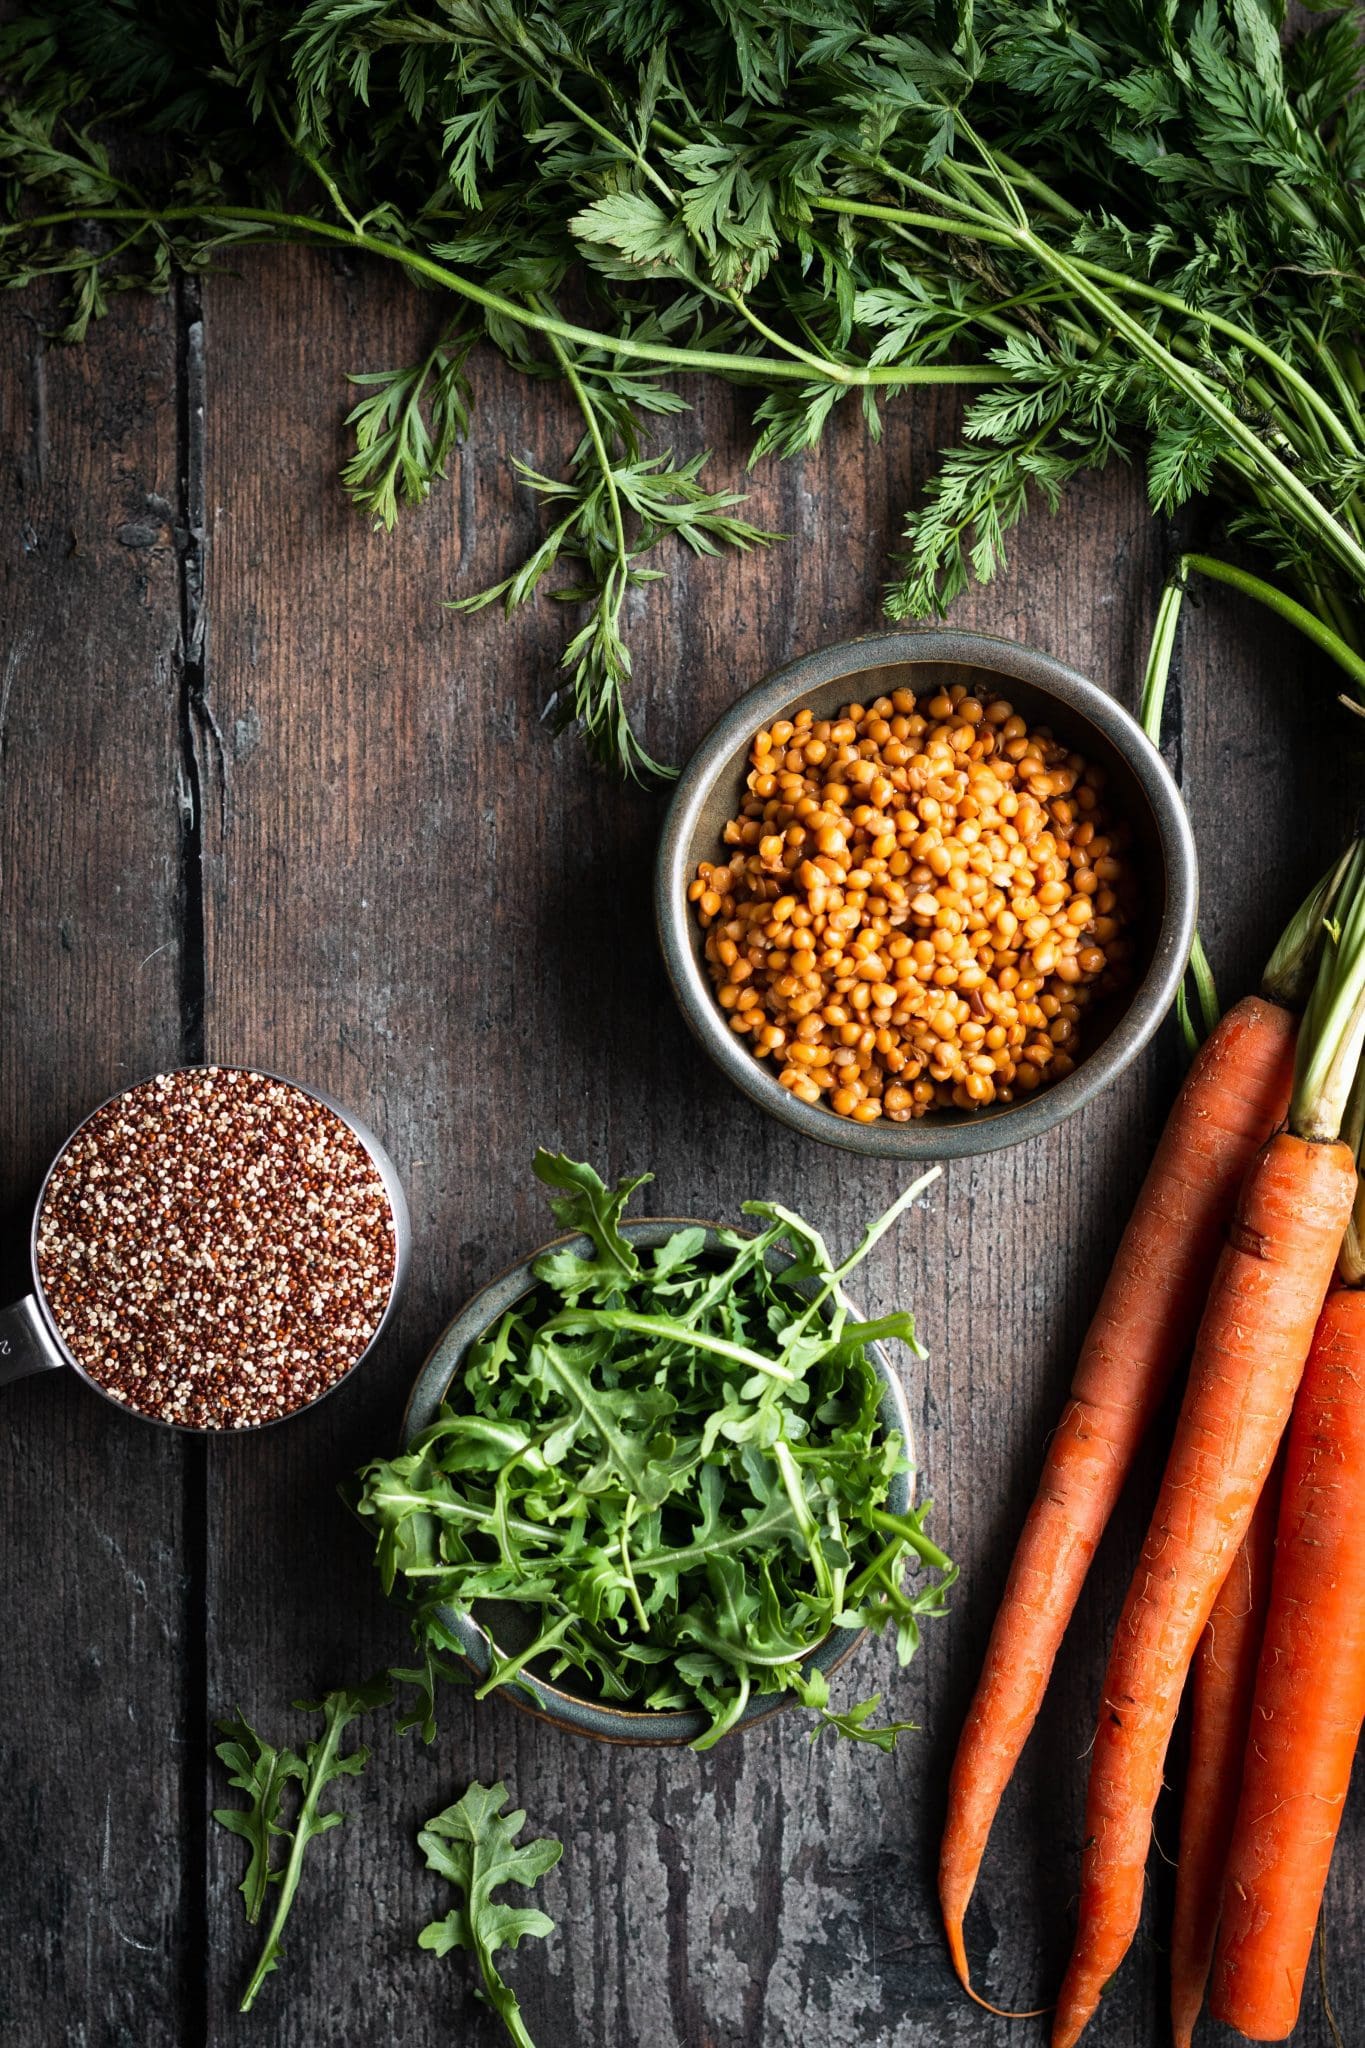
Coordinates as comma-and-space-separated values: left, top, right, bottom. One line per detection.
656, 630, 1198, 1159
401, 1217, 914, 1746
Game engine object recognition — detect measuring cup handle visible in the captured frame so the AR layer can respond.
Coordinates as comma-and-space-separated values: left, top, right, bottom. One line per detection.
0, 1295, 67, 1388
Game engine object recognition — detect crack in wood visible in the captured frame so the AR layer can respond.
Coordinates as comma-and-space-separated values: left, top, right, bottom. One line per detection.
27, 312, 47, 488
172, 268, 212, 2048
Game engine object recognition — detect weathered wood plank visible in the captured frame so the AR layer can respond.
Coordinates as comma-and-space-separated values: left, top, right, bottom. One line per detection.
0, 292, 193, 2045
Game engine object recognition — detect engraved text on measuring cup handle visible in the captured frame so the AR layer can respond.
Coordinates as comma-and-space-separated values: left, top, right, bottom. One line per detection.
0, 1295, 68, 1387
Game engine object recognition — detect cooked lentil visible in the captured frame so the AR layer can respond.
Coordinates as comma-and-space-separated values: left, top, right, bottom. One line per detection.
689, 686, 1136, 1121
36, 1067, 396, 1428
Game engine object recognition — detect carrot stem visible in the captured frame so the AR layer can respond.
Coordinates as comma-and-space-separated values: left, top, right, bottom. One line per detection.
1292, 841, 1365, 1140
1138, 576, 1186, 743
1262, 839, 1359, 1008
1337, 1060, 1365, 1284
1137, 576, 1221, 1055
1179, 553, 1365, 701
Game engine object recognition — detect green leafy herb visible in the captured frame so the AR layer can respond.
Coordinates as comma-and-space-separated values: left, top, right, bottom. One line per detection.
389, 1629, 471, 1746
213, 1675, 392, 2012
8, 5, 1362, 774
343, 330, 475, 533
800, 1676, 920, 1755
212, 1712, 303, 1925
418, 1781, 563, 2048
356, 1152, 955, 1750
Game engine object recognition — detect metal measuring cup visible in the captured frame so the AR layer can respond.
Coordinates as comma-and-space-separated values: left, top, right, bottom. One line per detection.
0, 1064, 410, 1431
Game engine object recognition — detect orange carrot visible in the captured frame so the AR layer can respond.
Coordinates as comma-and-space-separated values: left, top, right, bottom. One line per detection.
938, 994, 1295, 1992
1169, 1459, 1281, 2048
1052, 1132, 1357, 2048
1209, 1285, 1365, 2040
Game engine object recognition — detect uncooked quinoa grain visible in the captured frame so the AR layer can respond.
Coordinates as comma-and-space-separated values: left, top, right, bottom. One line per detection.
35, 1067, 396, 1428
689, 686, 1136, 1121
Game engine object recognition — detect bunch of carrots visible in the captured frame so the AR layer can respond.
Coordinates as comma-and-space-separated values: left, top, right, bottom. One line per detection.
941, 839, 1365, 2044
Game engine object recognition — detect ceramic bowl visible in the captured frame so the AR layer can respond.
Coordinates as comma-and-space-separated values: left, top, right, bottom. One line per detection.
401, 1218, 913, 1745
655, 629, 1198, 1159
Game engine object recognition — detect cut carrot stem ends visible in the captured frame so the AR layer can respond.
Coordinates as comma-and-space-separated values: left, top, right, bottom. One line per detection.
937, 993, 1295, 1994
1051, 1132, 1356, 2048
1210, 1286, 1365, 2040
1291, 840, 1365, 1142
1334, 1056, 1365, 1285
1169, 1463, 1280, 2048
1261, 841, 1358, 1008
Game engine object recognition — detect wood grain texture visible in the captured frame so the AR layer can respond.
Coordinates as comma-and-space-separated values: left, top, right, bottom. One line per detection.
3, 235, 1364, 2048
0, 290, 194, 2045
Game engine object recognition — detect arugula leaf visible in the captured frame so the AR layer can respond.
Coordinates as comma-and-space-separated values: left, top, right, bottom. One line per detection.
531, 1149, 648, 1296
807, 1693, 920, 1754
418, 1782, 562, 2048
212, 1713, 304, 1924
391, 1626, 472, 1745
217, 1675, 393, 2014
791, 1665, 916, 1751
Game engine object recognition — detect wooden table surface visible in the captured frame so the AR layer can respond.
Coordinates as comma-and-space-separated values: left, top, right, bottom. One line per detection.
2, 252, 1362, 2048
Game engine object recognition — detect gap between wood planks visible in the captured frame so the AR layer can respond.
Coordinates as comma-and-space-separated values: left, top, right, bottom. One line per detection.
172, 267, 211, 2045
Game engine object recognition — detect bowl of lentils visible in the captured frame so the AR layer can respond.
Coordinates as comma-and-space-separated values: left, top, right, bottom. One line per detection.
655, 630, 1197, 1159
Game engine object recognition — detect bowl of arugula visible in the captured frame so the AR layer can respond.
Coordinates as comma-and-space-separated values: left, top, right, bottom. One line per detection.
356, 1153, 956, 1749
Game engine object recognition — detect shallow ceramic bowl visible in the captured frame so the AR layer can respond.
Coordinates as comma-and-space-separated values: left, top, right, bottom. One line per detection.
402, 1217, 913, 1746
656, 629, 1198, 1159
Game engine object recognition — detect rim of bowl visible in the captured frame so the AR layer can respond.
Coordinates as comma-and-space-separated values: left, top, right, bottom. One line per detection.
28, 1062, 410, 1434
655, 628, 1198, 1160
401, 1216, 915, 1746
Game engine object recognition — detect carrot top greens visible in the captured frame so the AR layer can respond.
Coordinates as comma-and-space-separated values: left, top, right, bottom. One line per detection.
356, 1152, 955, 1750
5, 4, 1365, 773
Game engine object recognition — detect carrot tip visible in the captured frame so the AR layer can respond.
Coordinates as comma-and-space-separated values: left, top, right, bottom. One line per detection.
955, 1976, 1052, 2022
943, 1916, 969, 1988
944, 1912, 1051, 2020
967, 1991, 1053, 2022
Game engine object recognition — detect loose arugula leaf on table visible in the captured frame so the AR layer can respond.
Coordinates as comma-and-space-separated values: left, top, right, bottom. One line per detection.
797, 1670, 919, 1754
212, 1713, 304, 1925
9, 4, 1365, 772
418, 1781, 562, 2048
213, 1675, 392, 2013
356, 1156, 953, 1750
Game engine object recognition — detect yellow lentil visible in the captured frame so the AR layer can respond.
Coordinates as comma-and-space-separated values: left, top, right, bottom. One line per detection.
691, 686, 1136, 1121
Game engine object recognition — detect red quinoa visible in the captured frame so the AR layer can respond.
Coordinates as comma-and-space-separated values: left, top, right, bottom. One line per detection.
35, 1067, 396, 1429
